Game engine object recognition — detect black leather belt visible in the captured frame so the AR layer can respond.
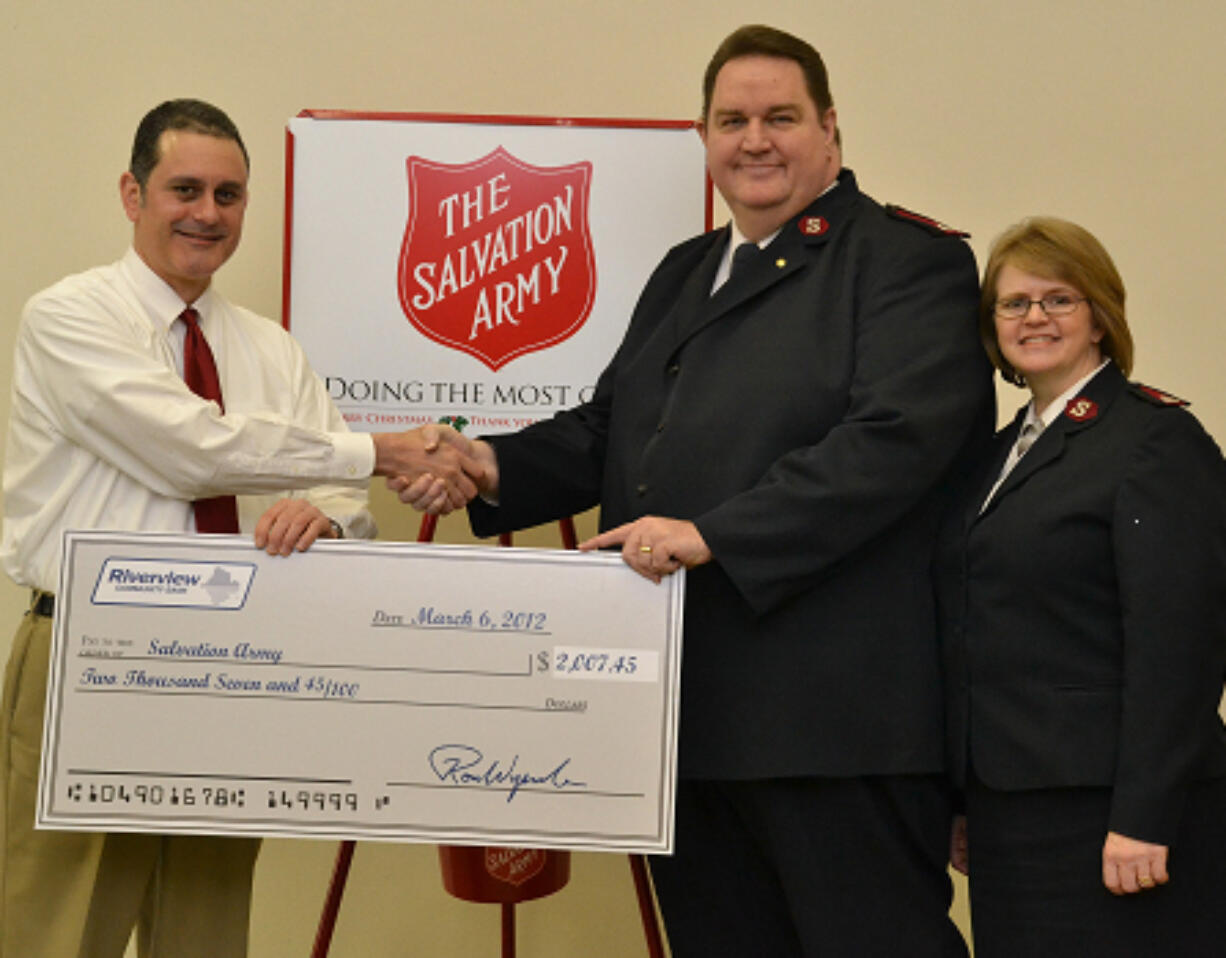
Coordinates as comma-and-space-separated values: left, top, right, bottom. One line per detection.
32, 591, 54, 617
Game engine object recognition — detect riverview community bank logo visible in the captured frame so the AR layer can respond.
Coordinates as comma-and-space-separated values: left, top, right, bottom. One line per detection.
398, 146, 596, 371
92, 558, 255, 609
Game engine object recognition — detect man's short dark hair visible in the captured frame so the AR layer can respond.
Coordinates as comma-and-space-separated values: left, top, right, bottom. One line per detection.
701, 25, 836, 131
129, 99, 249, 189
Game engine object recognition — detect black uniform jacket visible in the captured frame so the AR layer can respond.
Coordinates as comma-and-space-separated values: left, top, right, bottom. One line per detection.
472, 170, 993, 779
937, 362, 1226, 843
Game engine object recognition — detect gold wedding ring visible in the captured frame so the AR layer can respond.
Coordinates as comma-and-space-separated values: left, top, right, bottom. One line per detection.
1138, 876, 1155, 888
639, 545, 653, 553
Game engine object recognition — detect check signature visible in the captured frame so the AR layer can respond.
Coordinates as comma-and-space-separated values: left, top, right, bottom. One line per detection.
428, 744, 587, 803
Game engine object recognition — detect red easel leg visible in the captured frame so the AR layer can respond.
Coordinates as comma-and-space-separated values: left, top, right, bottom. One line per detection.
501, 901, 516, 958
311, 840, 356, 958
630, 854, 666, 958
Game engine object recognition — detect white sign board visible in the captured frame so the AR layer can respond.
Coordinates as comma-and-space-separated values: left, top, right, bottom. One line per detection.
285, 111, 708, 434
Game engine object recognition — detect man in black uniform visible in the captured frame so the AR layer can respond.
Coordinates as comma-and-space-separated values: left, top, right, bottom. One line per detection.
399, 24, 992, 956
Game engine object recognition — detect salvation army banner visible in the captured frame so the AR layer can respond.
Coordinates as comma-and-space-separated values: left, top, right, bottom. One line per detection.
284, 111, 709, 435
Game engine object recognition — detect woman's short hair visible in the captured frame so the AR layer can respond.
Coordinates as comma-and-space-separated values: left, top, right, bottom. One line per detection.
981, 216, 1134, 386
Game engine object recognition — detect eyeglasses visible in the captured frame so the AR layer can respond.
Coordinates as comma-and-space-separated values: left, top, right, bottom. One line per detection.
994, 294, 1088, 319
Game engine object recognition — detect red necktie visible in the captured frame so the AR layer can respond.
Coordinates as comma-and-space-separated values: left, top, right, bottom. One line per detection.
180, 308, 240, 533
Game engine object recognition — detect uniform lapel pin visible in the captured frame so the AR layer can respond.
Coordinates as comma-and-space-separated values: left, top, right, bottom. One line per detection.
1064, 397, 1098, 422
799, 216, 828, 236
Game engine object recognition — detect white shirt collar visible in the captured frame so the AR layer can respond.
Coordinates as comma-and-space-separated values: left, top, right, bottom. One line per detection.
714, 179, 840, 293
119, 247, 215, 332
729, 220, 779, 252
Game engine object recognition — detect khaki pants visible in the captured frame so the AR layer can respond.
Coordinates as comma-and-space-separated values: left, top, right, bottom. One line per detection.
1, 602, 260, 958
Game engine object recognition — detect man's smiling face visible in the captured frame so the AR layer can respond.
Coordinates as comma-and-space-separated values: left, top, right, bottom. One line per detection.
698, 54, 840, 241
120, 129, 248, 303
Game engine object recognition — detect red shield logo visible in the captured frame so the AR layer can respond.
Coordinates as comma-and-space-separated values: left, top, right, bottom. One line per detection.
484, 847, 546, 886
398, 147, 596, 371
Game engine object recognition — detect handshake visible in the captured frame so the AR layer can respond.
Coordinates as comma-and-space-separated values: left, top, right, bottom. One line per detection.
371, 424, 497, 516
373, 423, 712, 582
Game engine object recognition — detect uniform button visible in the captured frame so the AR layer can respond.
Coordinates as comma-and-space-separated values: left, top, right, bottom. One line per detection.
636, 483, 649, 496
656, 422, 665, 433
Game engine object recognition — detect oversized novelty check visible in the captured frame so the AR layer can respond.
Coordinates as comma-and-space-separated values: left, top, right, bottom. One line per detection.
38, 531, 684, 853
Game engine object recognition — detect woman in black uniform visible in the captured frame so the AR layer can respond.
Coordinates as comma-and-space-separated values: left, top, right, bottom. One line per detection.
939, 216, 1226, 956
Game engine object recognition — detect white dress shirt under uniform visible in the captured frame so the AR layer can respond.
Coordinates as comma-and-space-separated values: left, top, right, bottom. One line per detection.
981, 359, 1111, 511
2, 248, 375, 593
710, 180, 839, 294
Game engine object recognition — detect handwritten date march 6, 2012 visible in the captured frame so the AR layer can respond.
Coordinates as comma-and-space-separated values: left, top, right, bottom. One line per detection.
373, 607, 548, 632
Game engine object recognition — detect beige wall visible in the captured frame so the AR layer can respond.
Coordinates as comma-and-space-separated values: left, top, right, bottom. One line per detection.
3, 1, 1225, 954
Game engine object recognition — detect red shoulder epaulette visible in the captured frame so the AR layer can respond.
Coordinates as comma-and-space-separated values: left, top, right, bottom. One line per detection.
885, 204, 969, 238
1131, 382, 1190, 407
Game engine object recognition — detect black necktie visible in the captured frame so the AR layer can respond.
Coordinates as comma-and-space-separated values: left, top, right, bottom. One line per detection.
730, 241, 759, 279
180, 308, 240, 534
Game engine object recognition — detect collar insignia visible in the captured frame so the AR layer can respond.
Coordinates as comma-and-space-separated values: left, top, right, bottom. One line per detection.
799, 216, 829, 236
1064, 397, 1098, 422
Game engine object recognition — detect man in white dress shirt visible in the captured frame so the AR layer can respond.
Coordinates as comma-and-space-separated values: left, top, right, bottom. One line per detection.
0, 98, 480, 958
